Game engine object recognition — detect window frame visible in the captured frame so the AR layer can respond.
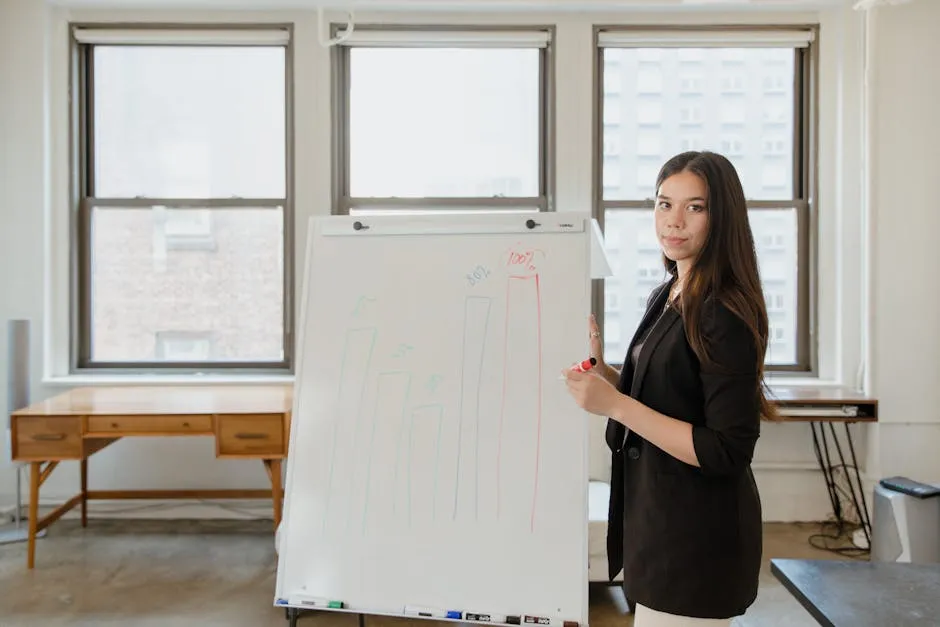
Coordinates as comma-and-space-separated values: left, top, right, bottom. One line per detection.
330, 24, 555, 216
591, 24, 818, 374
69, 23, 296, 374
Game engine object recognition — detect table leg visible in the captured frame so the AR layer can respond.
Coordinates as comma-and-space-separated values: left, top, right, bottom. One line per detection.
80, 459, 88, 528
27, 462, 40, 569
827, 422, 872, 545
810, 421, 873, 545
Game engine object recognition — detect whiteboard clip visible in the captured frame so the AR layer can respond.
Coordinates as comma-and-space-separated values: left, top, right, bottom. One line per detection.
353, 221, 370, 231
525, 219, 541, 230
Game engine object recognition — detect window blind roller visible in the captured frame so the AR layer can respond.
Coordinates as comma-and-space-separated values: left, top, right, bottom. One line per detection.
72, 28, 290, 46
598, 29, 814, 48
336, 29, 551, 48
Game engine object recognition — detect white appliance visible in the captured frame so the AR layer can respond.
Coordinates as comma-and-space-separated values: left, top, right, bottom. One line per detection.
871, 481, 940, 563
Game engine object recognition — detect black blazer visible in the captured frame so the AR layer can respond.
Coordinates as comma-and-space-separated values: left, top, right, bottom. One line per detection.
605, 277, 763, 620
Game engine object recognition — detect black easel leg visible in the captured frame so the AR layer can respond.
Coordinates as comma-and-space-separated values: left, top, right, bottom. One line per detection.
359, 614, 366, 627
289, 608, 299, 627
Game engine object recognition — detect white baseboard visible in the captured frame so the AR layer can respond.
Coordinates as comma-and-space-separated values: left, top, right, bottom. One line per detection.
0, 465, 876, 524
0, 498, 275, 522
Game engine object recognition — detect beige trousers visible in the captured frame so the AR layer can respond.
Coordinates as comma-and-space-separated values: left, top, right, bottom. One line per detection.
633, 604, 734, 627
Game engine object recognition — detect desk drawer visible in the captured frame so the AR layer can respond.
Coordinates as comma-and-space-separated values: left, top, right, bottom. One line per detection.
13, 416, 82, 460
87, 414, 213, 435
216, 414, 285, 457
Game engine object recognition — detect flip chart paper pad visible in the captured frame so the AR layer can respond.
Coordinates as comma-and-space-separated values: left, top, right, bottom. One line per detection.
275, 213, 591, 627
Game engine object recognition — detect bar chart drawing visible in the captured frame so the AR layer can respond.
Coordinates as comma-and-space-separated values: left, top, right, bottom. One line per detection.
497, 274, 544, 530
360, 371, 412, 534
408, 403, 444, 525
453, 295, 493, 521
320, 327, 377, 533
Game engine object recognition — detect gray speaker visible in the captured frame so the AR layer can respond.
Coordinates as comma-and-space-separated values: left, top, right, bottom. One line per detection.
0, 319, 41, 545
7, 319, 30, 422
871, 481, 940, 563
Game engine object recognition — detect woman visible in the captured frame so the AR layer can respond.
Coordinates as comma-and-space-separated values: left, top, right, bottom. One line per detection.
563, 151, 777, 626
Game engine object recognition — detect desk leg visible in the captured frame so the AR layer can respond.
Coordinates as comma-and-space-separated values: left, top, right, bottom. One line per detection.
80, 459, 88, 528
810, 422, 872, 546
27, 462, 40, 569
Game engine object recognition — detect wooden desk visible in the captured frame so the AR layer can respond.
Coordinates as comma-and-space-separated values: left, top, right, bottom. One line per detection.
770, 558, 940, 626
9, 385, 292, 569
771, 386, 878, 546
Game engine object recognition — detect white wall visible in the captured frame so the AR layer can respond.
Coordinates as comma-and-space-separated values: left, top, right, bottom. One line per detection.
1, 0, 50, 468
867, 0, 940, 484
1, 0, 917, 524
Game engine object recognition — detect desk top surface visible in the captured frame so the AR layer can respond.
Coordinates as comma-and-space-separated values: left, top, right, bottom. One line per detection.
769, 386, 877, 405
11, 385, 293, 417
770, 558, 940, 627
11, 384, 874, 418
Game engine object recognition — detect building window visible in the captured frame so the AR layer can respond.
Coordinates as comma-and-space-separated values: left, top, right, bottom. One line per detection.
596, 26, 816, 371
155, 331, 215, 361
71, 25, 292, 371
334, 27, 551, 216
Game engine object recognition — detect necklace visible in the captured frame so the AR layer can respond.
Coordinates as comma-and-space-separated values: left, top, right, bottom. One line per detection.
666, 279, 683, 310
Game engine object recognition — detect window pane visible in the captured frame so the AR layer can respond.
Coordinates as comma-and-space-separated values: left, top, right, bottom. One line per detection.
601, 47, 794, 201
752, 209, 799, 366
89, 206, 284, 363
93, 46, 286, 198
601, 208, 798, 366
348, 48, 541, 198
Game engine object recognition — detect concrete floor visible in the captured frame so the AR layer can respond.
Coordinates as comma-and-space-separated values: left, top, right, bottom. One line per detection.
0, 519, 853, 627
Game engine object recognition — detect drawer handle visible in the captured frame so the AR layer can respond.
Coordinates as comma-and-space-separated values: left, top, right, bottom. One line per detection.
32, 433, 66, 441
234, 432, 269, 440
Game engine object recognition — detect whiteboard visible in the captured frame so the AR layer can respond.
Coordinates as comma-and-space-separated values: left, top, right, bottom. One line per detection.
275, 212, 592, 627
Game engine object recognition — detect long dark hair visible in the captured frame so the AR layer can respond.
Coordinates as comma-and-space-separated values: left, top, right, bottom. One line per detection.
656, 151, 779, 421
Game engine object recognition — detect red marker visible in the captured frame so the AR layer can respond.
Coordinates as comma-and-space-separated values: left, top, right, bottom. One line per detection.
570, 357, 597, 373
560, 357, 597, 379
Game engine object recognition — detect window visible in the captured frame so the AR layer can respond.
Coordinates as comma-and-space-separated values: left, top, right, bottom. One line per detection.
720, 138, 745, 157
604, 134, 623, 157
595, 27, 816, 371
155, 331, 215, 361
334, 27, 551, 215
71, 26, 292, 371
680, 135, 704, 152
679, 74, 704, 94
679, 105, 704, 124
637, 68, 663, 94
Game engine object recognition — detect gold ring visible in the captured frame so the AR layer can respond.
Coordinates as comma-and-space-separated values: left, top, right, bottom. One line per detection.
590, 331, 601, 338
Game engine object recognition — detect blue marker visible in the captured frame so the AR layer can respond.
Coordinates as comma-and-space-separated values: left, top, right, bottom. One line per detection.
447, 611, 463, 619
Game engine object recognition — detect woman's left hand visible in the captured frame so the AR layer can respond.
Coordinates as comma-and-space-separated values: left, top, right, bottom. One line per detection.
563, 369, 624, 417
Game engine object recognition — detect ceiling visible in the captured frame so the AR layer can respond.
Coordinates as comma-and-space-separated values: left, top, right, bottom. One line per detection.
46, 0, 854, 13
